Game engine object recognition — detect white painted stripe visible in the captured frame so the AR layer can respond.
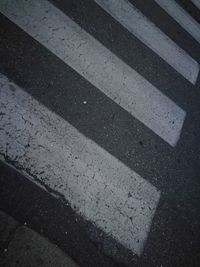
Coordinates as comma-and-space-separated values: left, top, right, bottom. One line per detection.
0, 0, 186, 146
191, 0, 200, 10
154, 0, 200, 44
0, 73, 160, 255
95, 0, 199, 85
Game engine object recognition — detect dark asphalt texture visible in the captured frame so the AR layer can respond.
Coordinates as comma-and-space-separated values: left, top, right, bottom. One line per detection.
0, 0, 200, 266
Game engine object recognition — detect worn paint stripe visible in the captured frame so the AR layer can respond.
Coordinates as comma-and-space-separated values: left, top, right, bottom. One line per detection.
0, 0, 186, 146
0, 73, 161, 255
95, 0, 199, 85
191, 0, 200, 10
154, 0, 200, 44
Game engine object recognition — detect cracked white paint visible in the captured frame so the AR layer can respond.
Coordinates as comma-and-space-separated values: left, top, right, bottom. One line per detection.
95, 0, 199, 84
0, 73, 160, 256
0, 0, 186, 146
154, 0, 200, 44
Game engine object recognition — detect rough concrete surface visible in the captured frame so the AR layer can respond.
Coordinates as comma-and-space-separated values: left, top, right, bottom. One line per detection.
0, 211, 78, 267
0, 211, 19, 252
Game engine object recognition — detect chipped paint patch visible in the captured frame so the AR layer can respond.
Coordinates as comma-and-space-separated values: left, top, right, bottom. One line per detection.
0, 73, 160, 255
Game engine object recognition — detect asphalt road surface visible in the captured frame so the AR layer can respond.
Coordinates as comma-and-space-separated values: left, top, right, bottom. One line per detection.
0, 0, 200, 266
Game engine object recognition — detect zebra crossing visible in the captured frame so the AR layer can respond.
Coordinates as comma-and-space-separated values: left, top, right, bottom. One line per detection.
154, 0, 200, 44
0, 0, 199, 263
95, 0, 199, 84
191, 0, 200, 10
0, 0, 186, 147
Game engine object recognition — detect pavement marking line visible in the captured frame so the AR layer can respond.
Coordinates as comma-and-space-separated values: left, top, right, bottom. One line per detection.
0, 0, 186, 147
191, 0, 200, 10
154, 0, 200, 44
0, 73, 161, 256
95, 0, 199, 85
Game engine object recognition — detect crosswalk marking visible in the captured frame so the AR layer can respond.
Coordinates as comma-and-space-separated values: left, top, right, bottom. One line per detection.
0, 0, 186, 147
191, 0, 200, 10
95, 0, 199, 85
0, 73, 161, 256
154, 0, 200, 44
